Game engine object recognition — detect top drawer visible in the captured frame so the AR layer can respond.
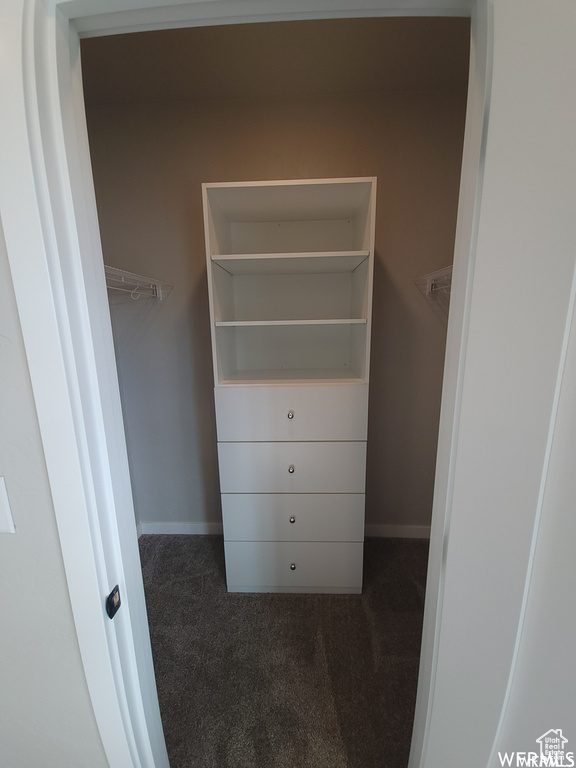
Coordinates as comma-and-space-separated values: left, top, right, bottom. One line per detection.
214, 384, 369, 442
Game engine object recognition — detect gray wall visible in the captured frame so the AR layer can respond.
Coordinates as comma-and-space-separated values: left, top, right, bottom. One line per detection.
87, 88, 466, 531
0, 217, 108, 767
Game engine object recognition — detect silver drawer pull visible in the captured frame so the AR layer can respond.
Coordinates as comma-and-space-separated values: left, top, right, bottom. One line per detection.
289, 516, 296, 524
288, 465, 295, 474
287, 410, 294, 420
290, 563, 296, 570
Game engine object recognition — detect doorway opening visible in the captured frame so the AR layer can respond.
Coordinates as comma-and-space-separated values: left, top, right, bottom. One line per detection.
80, 16, 470, 766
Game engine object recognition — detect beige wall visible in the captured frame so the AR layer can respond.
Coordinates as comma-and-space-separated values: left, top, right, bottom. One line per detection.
0, 217, 107, 767
87, 88, 466, 530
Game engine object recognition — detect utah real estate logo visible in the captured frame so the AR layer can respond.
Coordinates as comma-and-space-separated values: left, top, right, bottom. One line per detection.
499, 730, 574, 767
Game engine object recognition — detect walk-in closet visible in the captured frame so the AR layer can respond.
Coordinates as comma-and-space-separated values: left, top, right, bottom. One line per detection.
81, 17, 469, 766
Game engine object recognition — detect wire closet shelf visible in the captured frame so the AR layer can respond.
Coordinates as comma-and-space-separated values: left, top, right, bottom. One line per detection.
415, 265, 452, 316
104, 265, 172, 300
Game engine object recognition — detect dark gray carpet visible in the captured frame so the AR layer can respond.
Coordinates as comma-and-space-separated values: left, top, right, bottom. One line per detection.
139, 535, 428, 768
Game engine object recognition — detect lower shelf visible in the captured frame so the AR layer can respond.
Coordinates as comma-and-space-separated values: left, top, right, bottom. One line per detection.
219, 370, 365, 385
224, 540, 363, 593
215, 322, 368, 384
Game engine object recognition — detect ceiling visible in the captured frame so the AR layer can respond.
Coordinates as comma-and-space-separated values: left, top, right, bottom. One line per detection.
81, 17, 470, 106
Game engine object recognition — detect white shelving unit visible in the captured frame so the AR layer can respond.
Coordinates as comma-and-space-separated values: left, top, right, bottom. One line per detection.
203, 178, 376, 593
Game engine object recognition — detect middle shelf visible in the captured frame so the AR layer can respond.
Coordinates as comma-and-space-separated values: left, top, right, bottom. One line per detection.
211, 250, 369, 275
210, 251, 370, 324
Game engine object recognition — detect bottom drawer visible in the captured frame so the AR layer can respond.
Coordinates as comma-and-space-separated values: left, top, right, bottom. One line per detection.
224, 541, 363, 594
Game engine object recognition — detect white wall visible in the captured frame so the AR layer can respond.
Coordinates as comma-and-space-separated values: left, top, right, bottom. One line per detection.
85, 73, 467, 533
0, 216, 108, 767
417, 1, 576, 765
492, 281, 576, 762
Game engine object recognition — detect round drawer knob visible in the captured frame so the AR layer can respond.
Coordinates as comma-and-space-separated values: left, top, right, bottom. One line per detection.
288, 465, 295, 474
287, 410, 294, 420
290, 563, 296, 570
289, 516, 296, 524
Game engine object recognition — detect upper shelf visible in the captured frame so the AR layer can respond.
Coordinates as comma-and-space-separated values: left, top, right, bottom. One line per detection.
204, 178, 376, 222
211, 251, 369, 275
204, 178, 376, 259
219, 369, 366, 386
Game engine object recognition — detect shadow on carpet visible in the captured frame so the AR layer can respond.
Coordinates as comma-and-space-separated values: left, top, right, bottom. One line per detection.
139, 535, 428, 768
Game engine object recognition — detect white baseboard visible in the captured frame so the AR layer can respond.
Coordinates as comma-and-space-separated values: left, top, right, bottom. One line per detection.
137, 522, 429, 539
365, 524, 430, 539
138, 522, 224, 537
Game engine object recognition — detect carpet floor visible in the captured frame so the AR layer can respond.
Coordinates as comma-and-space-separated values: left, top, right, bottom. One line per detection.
139, 535, 428, 768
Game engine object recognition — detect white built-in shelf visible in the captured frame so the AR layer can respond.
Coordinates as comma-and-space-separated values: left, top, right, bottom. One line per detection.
211, 251, 369, 275
203, 178, 376, 386
205, 179, 376, 594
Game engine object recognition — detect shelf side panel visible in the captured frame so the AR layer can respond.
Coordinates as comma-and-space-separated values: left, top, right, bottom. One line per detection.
215, 325, 237, 384
352, 184, 374, 251
351, 259, 369, 319
350, 322, 368, 383
205, 193, 232, 257
212, 263, 235, 322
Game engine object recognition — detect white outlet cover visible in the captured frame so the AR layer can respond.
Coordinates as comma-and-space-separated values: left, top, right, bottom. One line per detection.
0, 477, 16, 533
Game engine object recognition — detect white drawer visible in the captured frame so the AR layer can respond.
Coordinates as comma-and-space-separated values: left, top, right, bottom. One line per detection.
222, 493, 365, 542
217, 441, 366, 494
224, 541, 363, 592
214, 384, 368, 442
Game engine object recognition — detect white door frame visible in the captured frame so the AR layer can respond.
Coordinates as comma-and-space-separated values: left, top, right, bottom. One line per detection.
0, 1, 490, 766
